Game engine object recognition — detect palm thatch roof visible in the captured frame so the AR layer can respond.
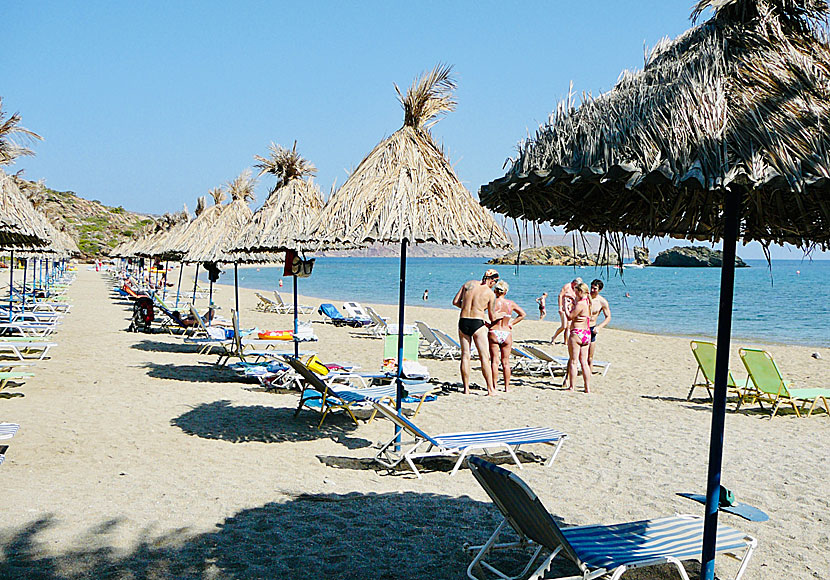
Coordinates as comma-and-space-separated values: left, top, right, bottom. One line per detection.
0, 171, 51, 248
229, 142, 325, 258
133, 209, 190, 258
302, 64, 512, 250
480, 0, 830, 251
173, 172, 256, 263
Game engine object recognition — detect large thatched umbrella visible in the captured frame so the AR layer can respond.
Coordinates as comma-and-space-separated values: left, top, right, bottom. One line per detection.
174, 172, 256, 314
303, 64, 512, 424
480, 2, 830, 577
229, 142, 325, 357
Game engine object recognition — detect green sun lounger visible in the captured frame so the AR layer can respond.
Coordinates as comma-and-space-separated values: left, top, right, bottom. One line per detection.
687, 340, 746, 403
739, 348, 830, 418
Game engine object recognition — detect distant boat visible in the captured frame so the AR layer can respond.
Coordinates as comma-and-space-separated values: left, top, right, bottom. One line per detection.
624, 263, 646, 269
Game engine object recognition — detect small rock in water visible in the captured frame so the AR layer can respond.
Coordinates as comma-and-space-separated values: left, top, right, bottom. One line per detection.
811, 352, 822, 359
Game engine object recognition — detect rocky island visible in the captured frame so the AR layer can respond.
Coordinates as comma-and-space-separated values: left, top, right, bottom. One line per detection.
652, 245, 748, 267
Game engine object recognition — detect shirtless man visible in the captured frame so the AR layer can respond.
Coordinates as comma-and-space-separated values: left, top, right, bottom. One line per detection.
452, 269, 499, 395
588, 279, 611, 373
550, 278, 582, 344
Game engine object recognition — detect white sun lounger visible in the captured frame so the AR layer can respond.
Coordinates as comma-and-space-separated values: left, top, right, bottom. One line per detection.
0, 340, 57, 360
372, 400, 566, 478
465, 457, 756, 580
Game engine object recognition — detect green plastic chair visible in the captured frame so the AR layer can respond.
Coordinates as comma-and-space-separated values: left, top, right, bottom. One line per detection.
688, 341, 744, 403
739, 348, 830, 418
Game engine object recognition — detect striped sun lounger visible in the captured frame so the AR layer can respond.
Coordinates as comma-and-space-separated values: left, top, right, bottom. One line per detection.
0, 423, 20, 440
465, 457, 756, 580
372, 400, 566, 478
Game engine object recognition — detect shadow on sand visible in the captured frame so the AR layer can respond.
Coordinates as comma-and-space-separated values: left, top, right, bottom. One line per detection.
132, 339, 206, 355
0, 491, 703, 579
171, 400, 370, 447
143, 363, 240, 384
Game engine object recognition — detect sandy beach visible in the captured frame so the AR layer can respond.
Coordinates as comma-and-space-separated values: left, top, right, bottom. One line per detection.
2, 266, 829, 579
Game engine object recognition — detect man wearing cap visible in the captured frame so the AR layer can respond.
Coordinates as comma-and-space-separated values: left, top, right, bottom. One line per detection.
452, 269, 499, 395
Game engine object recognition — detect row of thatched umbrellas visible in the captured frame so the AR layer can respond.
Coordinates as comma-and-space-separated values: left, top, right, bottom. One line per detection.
111, 65, 512, 423
1, 127, 81, 318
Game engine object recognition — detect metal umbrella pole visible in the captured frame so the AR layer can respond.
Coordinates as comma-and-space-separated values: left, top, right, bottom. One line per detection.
191, 263, 200, 305
21, 257, 27, 312
234, 262, 239, 318
8, 250, 14, 322
293, 273, 299, 358
174, 262, 184, 309
394, 238, 408, 445
699, 189, 741, 580
162, 260, 169, 300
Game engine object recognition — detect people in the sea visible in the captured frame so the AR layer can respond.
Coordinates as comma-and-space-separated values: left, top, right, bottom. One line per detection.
488, 280, 526, 393
588, 279, 611, 374
566, 282, 592, 393
453, 269, 499, 395
551, 278, 582, 344
422, 289, 429, 301
536, 292, 548, 320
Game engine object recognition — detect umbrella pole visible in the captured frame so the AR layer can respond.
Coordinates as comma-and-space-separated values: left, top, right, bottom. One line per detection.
700, 188, 741, 580
9, 250, 14, 322
394, 238, 408, 445
174, 262, 184, 309
21, 257, 27, 312
192, 263, 199, 305
234, 262, 239, 319
163, 260, 169, 300
293, 274, 299, 358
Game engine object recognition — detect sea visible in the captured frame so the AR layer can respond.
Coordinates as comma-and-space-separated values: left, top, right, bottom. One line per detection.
212, 257, 830, 348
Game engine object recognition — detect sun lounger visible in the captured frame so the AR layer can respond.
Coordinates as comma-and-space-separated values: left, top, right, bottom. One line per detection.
274, 291, 313, 314
342, 301, 371, 320
414, 321, 453, 359
363, 307, 389, 337
283, 357, 438, 428
0, 423, 20, 440
520, 345, 568, 378
255, 292, 286, 313
371, 400, 566, 478
548, 353, 611, 377
0, 340, 57, 361
0, 321, 58, 338
687, 340, 746, 402
0, 370, 35, 389
464, 456, 756, 580
739, 347, 830, 418
432, 328, 471, 359
318, 303, 366, 327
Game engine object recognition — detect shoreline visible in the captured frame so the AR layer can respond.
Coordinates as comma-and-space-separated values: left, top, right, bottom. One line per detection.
212, 276, 828, 350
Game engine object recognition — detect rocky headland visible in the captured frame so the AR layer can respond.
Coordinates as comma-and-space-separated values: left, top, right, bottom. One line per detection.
487, 245, 618, 266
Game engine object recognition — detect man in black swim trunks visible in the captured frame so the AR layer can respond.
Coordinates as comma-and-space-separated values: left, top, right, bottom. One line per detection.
452, 269, 499, 395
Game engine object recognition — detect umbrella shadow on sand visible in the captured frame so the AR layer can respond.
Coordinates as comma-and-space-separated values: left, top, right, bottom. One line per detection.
131, 339, 205, 354
142, 362, 240, 384
0, 492, 703, 579
171, 399, 371, 447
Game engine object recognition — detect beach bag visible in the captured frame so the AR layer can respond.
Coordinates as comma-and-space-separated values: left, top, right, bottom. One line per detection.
284, 249, 315, 278
303, 354, 329, 376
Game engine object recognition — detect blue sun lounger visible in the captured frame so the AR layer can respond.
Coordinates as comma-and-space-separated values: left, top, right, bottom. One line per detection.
371, 400, 566, 478
465, 457, 756, 580
318, 303, 369, 327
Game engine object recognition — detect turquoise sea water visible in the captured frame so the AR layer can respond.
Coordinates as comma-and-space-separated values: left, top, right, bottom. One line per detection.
213, 257, 830, 348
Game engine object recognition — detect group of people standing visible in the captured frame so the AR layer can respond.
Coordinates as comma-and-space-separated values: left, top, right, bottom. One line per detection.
453, 270, 610, 395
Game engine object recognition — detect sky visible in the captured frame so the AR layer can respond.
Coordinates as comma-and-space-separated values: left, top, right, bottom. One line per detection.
2, 1, 827, 260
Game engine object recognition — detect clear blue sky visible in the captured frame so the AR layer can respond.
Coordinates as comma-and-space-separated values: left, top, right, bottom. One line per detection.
3, 1, 826, 259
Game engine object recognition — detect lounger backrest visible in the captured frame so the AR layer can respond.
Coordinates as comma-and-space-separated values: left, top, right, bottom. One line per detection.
189, 304, 213, 336
318, 303, 345, 320
366, 307, 386, 327
468, 457, 582, 566
433, 329, 460, 349
371, 401, 439, 445
282, 356, 331, 394
414, 321, 440, 344
690, 340, 737, 387
273, 291, 286, 307
523, 345, 554, 362
511, 346, 535, 360
740, 348, 788, 397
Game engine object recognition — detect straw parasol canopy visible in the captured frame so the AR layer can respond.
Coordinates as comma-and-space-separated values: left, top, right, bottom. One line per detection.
303, 64, 512, 250
0, 171, 51, 248
229, 141, 325, 257
134, 208, 190, 258
163, 188, 229, 262
480, 0, 830, 254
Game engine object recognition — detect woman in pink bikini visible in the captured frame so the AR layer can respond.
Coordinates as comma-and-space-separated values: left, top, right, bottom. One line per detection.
488, 280, 526, 393
566, 282, 592, 392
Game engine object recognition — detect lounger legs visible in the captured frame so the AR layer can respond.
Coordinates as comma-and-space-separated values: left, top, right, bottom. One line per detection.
465, 519, 560, 580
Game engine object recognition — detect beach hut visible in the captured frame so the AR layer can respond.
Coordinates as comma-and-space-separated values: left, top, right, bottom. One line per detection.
303, 64, 512, 421
229, 141, 326, 357
479, 2, 830, 577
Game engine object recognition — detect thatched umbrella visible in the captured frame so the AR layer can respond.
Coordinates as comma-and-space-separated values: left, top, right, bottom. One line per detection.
303, 64, 512, 423
479, 2, 830, 577
173, 172, 256, 313
230, 141, 325, 356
